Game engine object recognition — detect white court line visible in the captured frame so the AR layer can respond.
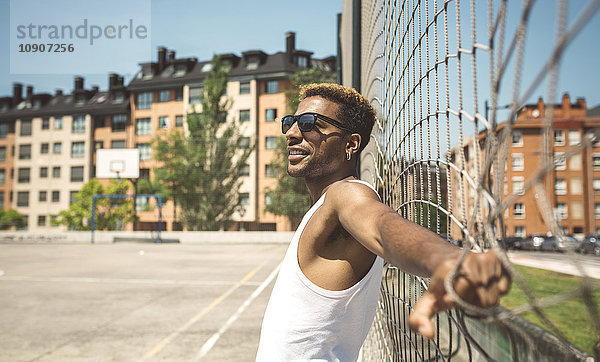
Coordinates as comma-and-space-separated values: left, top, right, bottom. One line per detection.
140, 258, 271, 360
194, 262, 281, 361
0, 276, 261, 286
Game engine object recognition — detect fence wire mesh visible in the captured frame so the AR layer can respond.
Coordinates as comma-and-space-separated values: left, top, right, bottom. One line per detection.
358, 0, 600, 360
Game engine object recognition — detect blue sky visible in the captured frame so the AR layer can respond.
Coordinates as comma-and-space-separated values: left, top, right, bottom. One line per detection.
0, 0, 343, 95
0, 0, 598, 110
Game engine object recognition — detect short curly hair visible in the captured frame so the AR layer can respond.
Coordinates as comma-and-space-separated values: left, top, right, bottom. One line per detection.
299, 83, 377, 153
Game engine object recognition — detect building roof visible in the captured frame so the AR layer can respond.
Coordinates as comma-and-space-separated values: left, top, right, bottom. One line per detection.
0, 90, 130, 121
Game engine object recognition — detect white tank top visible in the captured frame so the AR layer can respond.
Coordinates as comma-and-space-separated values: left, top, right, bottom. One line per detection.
256, 180, 384, 362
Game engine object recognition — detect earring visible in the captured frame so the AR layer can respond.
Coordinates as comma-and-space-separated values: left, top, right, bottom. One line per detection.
346, 152, 352, 161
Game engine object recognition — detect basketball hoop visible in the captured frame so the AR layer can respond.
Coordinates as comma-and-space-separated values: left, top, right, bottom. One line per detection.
109, 160, 125, 181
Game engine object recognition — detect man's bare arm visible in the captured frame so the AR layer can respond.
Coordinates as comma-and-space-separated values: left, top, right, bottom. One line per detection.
326, 181, 511, 338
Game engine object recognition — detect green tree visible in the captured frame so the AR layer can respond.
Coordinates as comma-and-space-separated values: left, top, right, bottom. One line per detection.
52, 179, 135, 231
0, 209, 26, 230
265, 68, 335, 229
153, 56, 253, 231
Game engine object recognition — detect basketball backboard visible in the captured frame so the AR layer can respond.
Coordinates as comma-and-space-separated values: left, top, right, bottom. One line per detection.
96, 149, 140, 179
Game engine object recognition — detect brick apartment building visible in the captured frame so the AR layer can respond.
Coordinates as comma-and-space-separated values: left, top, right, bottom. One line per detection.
450, 94, 600, 240
0, 32, 336, 232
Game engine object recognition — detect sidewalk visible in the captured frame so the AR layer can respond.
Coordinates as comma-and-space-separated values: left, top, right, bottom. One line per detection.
508, 252, 600, 279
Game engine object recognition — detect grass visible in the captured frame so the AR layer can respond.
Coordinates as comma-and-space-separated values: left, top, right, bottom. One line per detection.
500, 264, 600, 356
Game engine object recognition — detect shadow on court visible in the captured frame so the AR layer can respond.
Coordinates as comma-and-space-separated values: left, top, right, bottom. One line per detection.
0, 242, 287, 361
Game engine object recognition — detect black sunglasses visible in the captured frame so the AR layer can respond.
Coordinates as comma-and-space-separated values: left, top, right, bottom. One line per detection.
281, 112, 353, 134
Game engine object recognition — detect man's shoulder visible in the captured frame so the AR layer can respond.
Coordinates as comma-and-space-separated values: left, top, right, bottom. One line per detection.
324, 179, 380, 206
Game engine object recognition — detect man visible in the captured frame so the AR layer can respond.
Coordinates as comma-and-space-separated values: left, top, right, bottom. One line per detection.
256, 83, 510, 361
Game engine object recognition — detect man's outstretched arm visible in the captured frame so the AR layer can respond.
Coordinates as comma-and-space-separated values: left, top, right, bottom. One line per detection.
327, 182, 511, 339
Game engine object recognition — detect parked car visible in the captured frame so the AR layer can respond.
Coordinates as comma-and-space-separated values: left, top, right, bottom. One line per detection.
499, 236, 524, 250
540, 235, 579, 252
520, 234, 547, 251
579, 234, 600, 255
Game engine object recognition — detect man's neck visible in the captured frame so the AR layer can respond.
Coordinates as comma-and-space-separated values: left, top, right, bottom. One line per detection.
304, 171, 358, 205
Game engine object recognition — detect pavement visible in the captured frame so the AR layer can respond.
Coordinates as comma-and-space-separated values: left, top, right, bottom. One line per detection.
508, 250, 600, 279
0, 243, 287, 361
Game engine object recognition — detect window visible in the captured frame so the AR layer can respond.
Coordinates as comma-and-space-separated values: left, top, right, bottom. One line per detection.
189, 87, 203, 104
137, 143, 151, 161
265, 164, 277, 178
572, 201, 583, 219
554, 130, 565, 146
568, 130, 580, 145
135, 196, 149, 211
53, 142, 62, 154
556, 202, 568, 219
594, 179, 600, 193
239, 164, 250, 176
112, 114, 127, 132
513, 203, 525, 218
555, 178, 567, 195
20, 119, 32, 136
159, 90, 170, 102
17, 192, 29, 207
140, 168, 150, 180
71, 166, 84, 182
569, 153, 582, 171
70, 191, 78, 205
0, 193, 4, 208
38, 215, 47, 226
54, 116, 63, 130
40, 167, 47, 178
159, 116, 169, 128
52, 191, 60, 202
553, 152, 566, 170
175, 88, 183, 101
512, 176, 524, 195
218, 112, 227, 123
265, 80, 278, 94
114, 91, 125, 103
72, 115, 86, 133
95, 141, 104, 150
515, 226, 526, 238
511, 131, 523, 146
175, 115, 183, 127
298, 55, 308, 67
40, 143, 49, 154
53, 166, 60, 178
0, 169, 5, 184
17, 168, 30, 183
137, 92, 153, 109
0, 146, 5, 161
265, 137, 278, 150
136, 118, 151, 135
94, 116, 104, 128
511, 153, 524, 171
238, 137, 250, 149
240, 81, 250, 94
39, 191, 47, 202
595, 203, 600, 219
593, 154, 600, 170
18, 144, 31, 160
71, 142, 85, 158
239, 110, 250, 123
265, 193, 272, 206
42, 118, 50, 130
0, 123, 8, 138
111, 140, 126, 149
239, 192, 250, 206
265, 108, 277, 122
570, 177, 582, 195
